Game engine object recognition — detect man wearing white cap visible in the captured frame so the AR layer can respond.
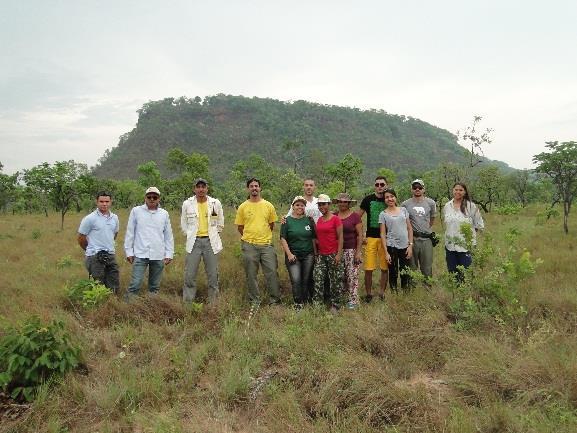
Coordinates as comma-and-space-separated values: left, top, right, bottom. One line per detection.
124, 186, 174, 299
401, 179, 437, 281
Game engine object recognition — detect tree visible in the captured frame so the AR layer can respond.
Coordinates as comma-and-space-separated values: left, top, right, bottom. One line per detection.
457, 116, 493, 169
325, 153, 363, 192
137, 161, 162, 188
470, 165, 505, 212
533, 141, 577, 234
506, 169, 534, 207
282, 139, 304, 174
0, 163, 19, 213
23, 161, 91, 229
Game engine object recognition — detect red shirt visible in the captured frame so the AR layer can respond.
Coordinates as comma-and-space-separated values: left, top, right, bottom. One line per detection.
315, 215, 342, 255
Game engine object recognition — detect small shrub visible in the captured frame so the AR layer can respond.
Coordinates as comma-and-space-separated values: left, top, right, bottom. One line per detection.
495, 204, 522, 215
31, 229, 42, 239
56, 255, 75, 269
0, 317, 81, 401
446, 228, 539, 329
67, 278, 112, 309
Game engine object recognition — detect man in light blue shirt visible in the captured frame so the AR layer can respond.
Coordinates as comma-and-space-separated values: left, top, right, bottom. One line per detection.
77, 191, 120, 292
124, 187, 174, 298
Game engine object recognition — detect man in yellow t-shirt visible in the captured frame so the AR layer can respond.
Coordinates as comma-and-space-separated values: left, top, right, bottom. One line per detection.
235, 177, 280, 305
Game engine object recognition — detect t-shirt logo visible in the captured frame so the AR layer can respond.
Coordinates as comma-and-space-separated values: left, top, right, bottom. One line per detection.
369, 200, 385, 228
305, 225, 311, 231
413, 206, 426, 216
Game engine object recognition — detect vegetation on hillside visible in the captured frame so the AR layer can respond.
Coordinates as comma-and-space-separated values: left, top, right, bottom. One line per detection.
91, 95, 508, 182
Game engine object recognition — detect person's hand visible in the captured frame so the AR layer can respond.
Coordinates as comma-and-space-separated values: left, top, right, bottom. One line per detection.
385, 254, 392, 264
287, 253, 297, 263
164, 258, 172, 265
354, 251, 362, 265
126, 256, 134, 264
280, 216, 287, 224
335, 252, 342, 265
406, 246, 413, 260
362, 238, 367, 245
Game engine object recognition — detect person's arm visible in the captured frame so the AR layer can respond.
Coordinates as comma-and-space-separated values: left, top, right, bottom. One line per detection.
269, 222, 275, 232
429, 199, 437, 228
335, 224, 343, 264
280, 237, 296, 263
379, 221, 391, 264
164, 212, 174, 264
237, 225, 244, 236
77, 234, 88, 251
180, 201, 188, 234
124, 208, 136, 263
406, 212, 414, 259
354, 221, 363, 264
216, 199, 225, 232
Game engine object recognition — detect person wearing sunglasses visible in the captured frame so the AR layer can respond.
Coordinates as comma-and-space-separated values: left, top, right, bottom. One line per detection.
124, 186, 174, 300
401, 179, 437, 283
357, 176, 389, 302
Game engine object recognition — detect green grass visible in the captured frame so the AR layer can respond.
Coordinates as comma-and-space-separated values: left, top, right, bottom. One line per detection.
0, 205, 576, 432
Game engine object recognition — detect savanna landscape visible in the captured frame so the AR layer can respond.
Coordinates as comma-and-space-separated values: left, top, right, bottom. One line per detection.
1, 198, 576, 432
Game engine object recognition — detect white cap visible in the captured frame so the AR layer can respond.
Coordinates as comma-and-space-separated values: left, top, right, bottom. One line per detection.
317, 193, 331, 203
145, 186, 161, 195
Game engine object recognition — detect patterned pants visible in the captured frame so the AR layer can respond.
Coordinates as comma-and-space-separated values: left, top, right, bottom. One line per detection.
313, 253, 345, 307
342, 249, 360, 306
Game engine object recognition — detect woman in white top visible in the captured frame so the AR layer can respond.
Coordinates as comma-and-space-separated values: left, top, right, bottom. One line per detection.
443, 182, 484, 282
379, 189, 413, 292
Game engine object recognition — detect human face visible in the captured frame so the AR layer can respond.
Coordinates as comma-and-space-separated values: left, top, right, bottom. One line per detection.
194, 183, 208, 199
96, 196, 112, 214
247, 181, 261, 198
318, 202, 330, 216
292, 201, 306, 216
337, 200, 350, 212
452, 184, 465, 200
411, 184, 424, 198
374, 179, 387, 196
303, 180, 315, 197
384, 192, 397, 207
145, 193, 160, 208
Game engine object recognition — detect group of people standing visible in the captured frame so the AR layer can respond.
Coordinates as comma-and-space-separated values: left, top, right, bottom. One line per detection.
77, 175, 484, 309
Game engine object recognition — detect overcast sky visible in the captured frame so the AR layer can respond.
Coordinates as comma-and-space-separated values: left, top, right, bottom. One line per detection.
1, 0, 575, 174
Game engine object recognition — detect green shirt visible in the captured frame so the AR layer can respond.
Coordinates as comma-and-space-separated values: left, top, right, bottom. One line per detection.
280, 216, 316, 257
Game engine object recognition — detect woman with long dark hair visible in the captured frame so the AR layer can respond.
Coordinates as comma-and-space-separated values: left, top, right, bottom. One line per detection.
443, 182, 484, 281
379, 188, 413, 292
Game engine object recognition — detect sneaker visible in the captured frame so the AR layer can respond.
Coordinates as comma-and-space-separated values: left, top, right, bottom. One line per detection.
346, 301, 358, 310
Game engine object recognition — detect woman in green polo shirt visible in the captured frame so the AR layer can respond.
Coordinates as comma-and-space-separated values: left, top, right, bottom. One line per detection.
280, 196, 317, 308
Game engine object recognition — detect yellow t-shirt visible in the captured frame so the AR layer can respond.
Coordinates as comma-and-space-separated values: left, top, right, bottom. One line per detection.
234, 199, 278, 245
197, 201, 209, 237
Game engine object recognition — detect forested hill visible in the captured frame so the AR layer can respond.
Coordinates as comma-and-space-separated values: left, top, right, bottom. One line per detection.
93, 94, 500, 181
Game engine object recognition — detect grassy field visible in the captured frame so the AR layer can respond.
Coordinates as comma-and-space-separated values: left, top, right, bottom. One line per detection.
0, 205, 576, 433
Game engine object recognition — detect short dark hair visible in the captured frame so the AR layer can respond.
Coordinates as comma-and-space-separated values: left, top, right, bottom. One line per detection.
95, 191, 112, 200
246, 177, 261, 187
375, 175, 388, 183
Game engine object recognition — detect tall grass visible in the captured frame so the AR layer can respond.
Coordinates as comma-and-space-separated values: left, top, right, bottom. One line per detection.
0, 205, 576, 432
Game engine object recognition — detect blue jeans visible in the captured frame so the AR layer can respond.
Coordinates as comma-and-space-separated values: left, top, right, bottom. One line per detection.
126, 257, 165, 298
445, 248, 472, 282
285, 253, 314, 305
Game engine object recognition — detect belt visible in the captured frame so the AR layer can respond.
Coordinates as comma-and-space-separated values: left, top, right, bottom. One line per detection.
196, 236, 209, 238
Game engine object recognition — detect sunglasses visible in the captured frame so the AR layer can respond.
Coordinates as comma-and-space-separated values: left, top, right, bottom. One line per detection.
412, 185, 423, 190
375, 182, 386, 187
318, 202, 330, 206
146, 195, 159, 200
